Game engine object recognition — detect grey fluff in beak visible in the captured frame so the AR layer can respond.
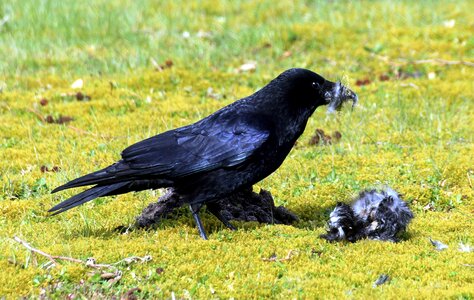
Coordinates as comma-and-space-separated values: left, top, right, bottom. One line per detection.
327, 82, 358, 113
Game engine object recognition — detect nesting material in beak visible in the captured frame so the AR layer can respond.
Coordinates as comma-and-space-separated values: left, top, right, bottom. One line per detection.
327, 82, 358, 113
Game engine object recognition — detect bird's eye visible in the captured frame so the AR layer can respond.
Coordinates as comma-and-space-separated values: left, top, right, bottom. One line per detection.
311, 82, 320, 89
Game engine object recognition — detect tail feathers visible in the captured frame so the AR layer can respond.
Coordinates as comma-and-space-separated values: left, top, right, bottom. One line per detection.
51, 167, 119, 193
48, 182, 128, 215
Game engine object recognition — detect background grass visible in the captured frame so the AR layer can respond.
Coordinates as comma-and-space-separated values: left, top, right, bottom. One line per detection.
1, 0, 473, 298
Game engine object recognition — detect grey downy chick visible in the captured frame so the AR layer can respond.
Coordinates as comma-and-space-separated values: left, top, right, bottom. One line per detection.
321, 188, 414, 242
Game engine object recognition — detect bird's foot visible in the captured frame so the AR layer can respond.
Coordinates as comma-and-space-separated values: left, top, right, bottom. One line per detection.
189, 204, 208, 240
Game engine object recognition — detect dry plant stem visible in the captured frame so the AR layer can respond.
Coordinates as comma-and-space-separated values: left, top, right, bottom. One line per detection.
26, 108, 112, 139
26, 108, 46, 123
12, 236, 149, 270
13, 236, 58, 265
373, 54, 474, 67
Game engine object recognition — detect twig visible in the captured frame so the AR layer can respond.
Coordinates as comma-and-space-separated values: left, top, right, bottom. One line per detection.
13, 236, 57, 265
372, 53, 474, 67
66, 125, 114, 140
462, 264, 474, 268
400, 83, 419, 89
410, 58, 474, 67
0, 15, 9, 28
12, 236, 151, 271
26, 108, 46, 123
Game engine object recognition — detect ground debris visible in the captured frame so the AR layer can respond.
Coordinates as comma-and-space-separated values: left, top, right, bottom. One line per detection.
237, 61, 257, 72
121, 287, 141, 300
309, 129, 342, 146
40, 165, 61, 173
373, 274, 390, 288
458, 242, 473, 253
135, 187, 298, 228
151, 58, 173, 71
12, 236, 152, 273
45, 115, 74, 124
430, 238, 448, 251
71, 79, 83, 89
262, 250, 297, 262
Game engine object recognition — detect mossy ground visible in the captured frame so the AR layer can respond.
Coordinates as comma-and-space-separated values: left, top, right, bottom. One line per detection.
1, 0, 473, 298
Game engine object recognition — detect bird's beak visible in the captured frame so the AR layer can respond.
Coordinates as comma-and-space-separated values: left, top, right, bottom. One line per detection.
326, 82, 358, 113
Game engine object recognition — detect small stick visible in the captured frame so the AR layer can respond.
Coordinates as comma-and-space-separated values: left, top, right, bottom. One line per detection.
13, 236, 57, 265
26, 108, 46, 123
410, 58, 474, 67
12, 236, 151, 270
372, 54, 474, 67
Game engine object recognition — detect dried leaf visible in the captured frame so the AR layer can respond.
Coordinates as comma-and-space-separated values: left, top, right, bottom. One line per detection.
75, 92, 91, 101
309, 129, 336, 146
397, 69, 423, 79
238, 61, 257, 72
71, 79, 83, 89
121, 287, 141, 300
156, 267, 164, 275
356, 78, 371, 86
100, 272, 118, 280
332, 131, 342, 142
44, 114, 74, 124
164, 59, 173, 68
56, 115, 74, 124
40, 166, 61, 173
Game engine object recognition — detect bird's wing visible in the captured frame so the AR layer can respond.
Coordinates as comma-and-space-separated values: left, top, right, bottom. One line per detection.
120, 113, 272, 178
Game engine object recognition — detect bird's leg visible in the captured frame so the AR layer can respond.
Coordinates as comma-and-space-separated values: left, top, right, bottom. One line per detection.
189, 203, 208, 240
206, 203, 236, 231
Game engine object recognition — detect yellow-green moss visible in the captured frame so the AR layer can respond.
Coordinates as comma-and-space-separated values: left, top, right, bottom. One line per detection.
1, 0, 474, 298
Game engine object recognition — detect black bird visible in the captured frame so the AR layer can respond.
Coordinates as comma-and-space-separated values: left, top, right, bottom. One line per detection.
50, 68, 357, 239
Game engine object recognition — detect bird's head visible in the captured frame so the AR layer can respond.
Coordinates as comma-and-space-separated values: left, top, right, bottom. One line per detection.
273, 68, 358, 114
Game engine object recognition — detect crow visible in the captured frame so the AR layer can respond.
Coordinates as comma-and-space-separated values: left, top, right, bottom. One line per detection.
50, 68, 357, 239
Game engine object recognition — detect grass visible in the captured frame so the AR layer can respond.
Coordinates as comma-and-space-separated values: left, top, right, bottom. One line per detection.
1, 0, 473, 298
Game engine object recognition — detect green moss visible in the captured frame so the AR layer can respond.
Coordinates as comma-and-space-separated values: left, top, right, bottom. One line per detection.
1, 0, 474, 298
